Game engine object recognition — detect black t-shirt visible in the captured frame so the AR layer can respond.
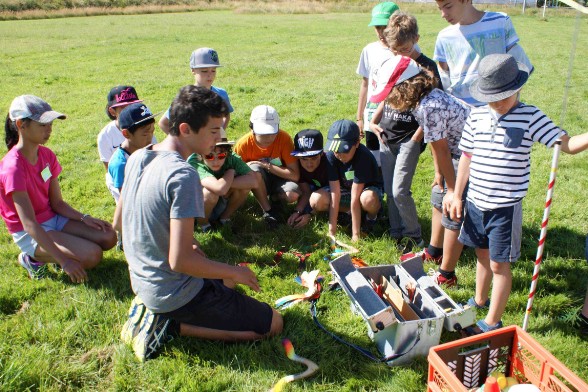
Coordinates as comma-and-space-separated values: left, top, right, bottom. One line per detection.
379, 52, 440, 145
326, 144, 381, 190
298, 154, 329, 189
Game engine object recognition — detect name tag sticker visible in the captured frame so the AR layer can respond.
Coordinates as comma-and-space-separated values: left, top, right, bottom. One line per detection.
41, 166, 52, 182
345, 170, 355, 181
270, 157, 282, 166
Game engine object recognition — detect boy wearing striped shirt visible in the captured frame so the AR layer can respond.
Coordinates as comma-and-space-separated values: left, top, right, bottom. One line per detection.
449, 54, 588, 333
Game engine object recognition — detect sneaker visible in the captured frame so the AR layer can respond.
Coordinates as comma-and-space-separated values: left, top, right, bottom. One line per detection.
120, 296, 147, 346
431, 270, 458, 288
476, 319, 503, 332
466, 296, 491, 310
263, 209, 279, 229
397, 237, 425, 254
18, 253, 48, 280
132, 309, 172, 362
201, 223, 213, 233
423, 248, 443, 265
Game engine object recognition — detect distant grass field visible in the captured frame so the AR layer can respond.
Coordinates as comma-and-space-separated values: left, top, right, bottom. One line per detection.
0, 6, 587, 391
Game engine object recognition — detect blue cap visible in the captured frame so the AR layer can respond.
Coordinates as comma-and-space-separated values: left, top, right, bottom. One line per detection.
326, 120, 360, 153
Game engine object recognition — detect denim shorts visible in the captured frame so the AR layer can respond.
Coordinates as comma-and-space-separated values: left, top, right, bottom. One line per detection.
209, 197, 228, 221
459, 200, 523, 263
160, 279, 273, 335
12, 214, 69, 256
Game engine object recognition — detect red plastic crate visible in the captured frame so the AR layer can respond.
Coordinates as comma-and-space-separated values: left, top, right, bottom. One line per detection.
427, 325, 588, 392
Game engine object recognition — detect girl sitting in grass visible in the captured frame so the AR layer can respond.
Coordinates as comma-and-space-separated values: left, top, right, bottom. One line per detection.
0, 95, 116, 283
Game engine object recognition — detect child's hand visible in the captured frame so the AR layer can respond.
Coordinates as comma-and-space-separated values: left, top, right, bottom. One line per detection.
233, 265, 260, 292
442, 191, 454, 217
60, 258, 88, 284
287, 212, 310, 229
431, 172, 444, 190
449, 198, 463, 222
82, 215, 112, 232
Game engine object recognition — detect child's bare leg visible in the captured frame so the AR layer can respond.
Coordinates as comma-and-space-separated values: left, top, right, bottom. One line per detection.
34, 230, 103, 269
62, 219, 117, 250
430, 207, 444, 248
440, 227, 463, 271
474, 248, 492, 306
219, 189, 248, 221
360, 189, 381, 219
251, 171, 272, 211
309, 189, 331, 213
178, 309, 283, 340
280, 190, 299, 204
485, 260, 512, 326
200, 188, 219, 225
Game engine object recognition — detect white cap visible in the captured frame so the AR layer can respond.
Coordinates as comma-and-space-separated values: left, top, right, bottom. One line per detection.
9, 95, 66, 123
370, 56, 421, 104
249, 105, 279, 135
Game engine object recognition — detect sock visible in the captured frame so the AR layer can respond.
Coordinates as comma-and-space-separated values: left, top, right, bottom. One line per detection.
438, 268, 455, 279
201, 223, 212, 231
427, 245, 443, 259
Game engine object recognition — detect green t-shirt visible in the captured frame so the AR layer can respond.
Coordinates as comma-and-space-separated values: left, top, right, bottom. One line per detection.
187, 152, 251, 180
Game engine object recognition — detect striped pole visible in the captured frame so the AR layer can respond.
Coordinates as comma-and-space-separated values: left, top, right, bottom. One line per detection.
522, 140, 562, 331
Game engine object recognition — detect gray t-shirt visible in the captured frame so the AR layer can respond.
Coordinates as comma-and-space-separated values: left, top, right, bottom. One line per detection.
121, 147, 205, 313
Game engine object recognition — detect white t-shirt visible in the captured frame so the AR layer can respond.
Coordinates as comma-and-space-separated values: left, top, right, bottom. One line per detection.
434, 12, 532, 107
357, 41, 394, 131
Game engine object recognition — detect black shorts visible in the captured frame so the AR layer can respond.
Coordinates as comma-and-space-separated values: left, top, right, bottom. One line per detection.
161, 279, 273, 335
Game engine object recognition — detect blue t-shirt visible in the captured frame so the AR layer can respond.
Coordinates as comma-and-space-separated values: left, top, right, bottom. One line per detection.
326, 144, 381, 190
107, 146, 130, 189
164, 85, 233, 119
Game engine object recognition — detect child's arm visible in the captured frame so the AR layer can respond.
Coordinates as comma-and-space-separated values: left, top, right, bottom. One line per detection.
449, 152, 471, 221
169, 217, 260, 291
158, 115, 170, 135
12, 191, 88, 283
287, 182, 312, 228
411, 126, 424, 142
262, 160, 300, 182
350, 182, 364, 242
328, 180, 341, 240
560, 133, 588, 155
113, 199, 122, 232
201, 170, 235, 196
48, 178, 111, 232
430, 139, 455, 191
223, 113, 231, 130
229, 171, 257, 190
369, 101, 386, 144
356, 77, 369, 137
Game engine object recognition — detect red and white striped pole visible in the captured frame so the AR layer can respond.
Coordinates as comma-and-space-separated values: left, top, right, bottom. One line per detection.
522, 140, 562, 331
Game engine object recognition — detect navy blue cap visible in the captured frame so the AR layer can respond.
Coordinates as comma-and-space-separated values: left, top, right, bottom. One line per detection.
291, 129, 324, 157
326, 120, 360, 153
118, 103, 156, 132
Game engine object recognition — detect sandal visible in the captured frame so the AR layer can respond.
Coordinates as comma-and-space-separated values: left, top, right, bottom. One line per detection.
476, 319, 503, 332
466, 297, 490, 310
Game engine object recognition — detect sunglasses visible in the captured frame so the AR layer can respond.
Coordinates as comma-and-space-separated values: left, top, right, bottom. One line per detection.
204, 152, 228, 161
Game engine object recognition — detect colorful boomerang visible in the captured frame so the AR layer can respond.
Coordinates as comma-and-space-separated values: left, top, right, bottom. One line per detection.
275, 270, 321, 309
270, 339, 319, 392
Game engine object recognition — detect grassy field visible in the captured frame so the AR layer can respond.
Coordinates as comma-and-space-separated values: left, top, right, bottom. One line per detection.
0, 5, 587, 391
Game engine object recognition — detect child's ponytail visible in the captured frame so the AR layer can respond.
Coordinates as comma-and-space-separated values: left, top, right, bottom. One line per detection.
4, 114, 20, 150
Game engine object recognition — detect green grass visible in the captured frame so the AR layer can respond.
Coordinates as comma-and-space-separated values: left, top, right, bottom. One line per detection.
1, 6, 588, 391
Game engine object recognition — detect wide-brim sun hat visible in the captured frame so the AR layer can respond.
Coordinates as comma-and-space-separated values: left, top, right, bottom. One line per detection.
216, 127, 235, 147
470, 54, 529, 103
9, 95, 66, 124
369, 56, 421, 104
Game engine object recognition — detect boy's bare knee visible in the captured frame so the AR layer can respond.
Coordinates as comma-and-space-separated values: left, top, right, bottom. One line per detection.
99, 229, 117, 250
311, 193, 329, 212
284, 192, 299, 204
268, 309, 284, 337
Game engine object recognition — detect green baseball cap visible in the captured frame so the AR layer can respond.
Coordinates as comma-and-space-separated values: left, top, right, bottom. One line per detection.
368, 2, 400, 27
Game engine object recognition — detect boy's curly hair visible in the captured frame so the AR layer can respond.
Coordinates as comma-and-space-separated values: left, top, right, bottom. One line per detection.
386, 68, 436, 112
